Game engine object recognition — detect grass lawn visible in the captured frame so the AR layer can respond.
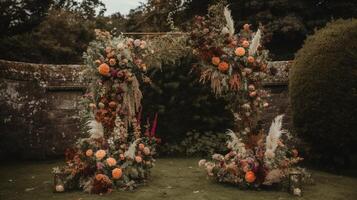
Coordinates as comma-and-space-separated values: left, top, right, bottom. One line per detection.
0, 158, 356, 200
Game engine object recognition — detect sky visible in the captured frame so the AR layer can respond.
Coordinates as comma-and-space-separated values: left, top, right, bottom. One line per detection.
101, 0, 148, 16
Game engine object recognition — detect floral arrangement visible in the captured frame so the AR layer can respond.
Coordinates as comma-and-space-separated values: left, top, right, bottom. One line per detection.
188, 2, 270, 135
198, 115, 308, 195
53, 30, 160, 194
189, 1, 309, 195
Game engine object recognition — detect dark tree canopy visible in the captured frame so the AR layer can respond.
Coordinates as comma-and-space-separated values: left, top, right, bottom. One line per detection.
0, 0, 52, 36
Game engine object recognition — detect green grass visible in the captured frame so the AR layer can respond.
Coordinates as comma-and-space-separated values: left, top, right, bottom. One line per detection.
1, 158, 357, 200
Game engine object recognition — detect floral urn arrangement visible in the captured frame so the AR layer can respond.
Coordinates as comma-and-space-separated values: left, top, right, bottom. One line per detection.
53, 29, 159, 194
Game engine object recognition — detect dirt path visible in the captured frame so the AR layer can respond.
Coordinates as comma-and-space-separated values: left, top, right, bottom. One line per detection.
0, 158, 356, 200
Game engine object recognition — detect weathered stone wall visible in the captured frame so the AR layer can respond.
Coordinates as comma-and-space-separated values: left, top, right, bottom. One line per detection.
0, 59, 90, 160
0, 59, 292, 160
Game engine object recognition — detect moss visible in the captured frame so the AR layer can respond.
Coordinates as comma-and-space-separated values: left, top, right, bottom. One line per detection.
289, 19, 357, 168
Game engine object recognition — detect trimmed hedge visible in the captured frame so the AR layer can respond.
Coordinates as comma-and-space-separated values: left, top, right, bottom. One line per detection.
289, 19, 357, 168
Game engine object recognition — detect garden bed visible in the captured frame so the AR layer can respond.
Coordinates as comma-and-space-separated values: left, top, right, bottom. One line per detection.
0, 158, 356, 200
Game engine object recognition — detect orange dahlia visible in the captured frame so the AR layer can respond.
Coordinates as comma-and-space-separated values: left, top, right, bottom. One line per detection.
112, 168, 122, 179
98, 63, 110, 76
218, 62, 229, 72
245, 171, 256, 183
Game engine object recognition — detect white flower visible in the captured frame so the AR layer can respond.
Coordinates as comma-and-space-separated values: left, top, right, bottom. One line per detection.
198, 159, 207, 167
55, 185, 65, 192
134, 39, 141, 47
212, 154, 224, 161
221, 27, 229, 35
265, 149, 275, 159
293, 188, 302, 196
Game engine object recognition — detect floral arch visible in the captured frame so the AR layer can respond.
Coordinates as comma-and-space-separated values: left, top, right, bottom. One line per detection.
54, 1, 306, 196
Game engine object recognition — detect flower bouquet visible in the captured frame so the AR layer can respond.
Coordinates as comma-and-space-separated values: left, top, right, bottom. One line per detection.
53, 30, 159, 194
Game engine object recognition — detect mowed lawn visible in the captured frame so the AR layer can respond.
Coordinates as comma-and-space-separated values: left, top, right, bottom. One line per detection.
0, 158, 356, 200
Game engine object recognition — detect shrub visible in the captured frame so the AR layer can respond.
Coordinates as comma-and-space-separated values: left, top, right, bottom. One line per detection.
289, 19, 357, 168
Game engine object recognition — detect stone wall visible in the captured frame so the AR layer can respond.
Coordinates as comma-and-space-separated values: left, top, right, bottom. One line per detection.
0, 59, 292, 160
0, 59, 90, 160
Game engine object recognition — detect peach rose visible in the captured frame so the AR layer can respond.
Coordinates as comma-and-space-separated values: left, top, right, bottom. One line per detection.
135, 156, 142, 163
235, 47, 246, 56
86, 149, 93, 157
242, 40, 250, 48
112, 168, 122, 179
143, 147, 151, 155
138, 143, 145, 151
106, 157, 117, 167
247, 56, 255, 63
211, 57, 220, 66
95, 150, 106, 160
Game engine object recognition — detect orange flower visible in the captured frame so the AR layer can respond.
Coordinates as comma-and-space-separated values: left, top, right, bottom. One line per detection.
211, 57, 220, 66
112, 168, 122, 179
135, 156, 142, 163
247, 56, 255, 63
245, 171, 256, 183
85, 149, 93, 157
98, 63, 110, 76
138, 143, 145, 151
218, 62, 229, 72
235, 47, 246, 56
95, 150, 106, 160
242, 40, 250, 48
95, 173, 105, 181
106, 157, 117, 167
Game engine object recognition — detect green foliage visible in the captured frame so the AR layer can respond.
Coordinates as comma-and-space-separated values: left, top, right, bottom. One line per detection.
0, 0, 52, 36
0, 9, 96, 64
289, 19, 357, 168
159, 130, 228, 157
142, 57, 234, 144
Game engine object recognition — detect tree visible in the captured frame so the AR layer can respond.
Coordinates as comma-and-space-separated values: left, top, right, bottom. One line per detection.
52, 0, 106, 19
0, 0, 52, 36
